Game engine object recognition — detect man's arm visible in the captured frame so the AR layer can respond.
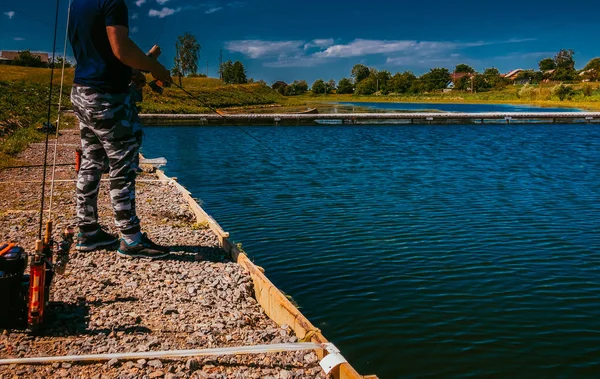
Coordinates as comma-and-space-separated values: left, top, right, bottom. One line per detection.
106, 26, 172, 83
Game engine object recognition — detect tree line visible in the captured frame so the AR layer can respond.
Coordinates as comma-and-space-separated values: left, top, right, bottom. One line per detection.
276, 49, 600, 96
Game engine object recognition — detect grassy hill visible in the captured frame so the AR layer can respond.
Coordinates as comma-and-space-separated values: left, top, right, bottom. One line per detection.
0, 65, 285, 166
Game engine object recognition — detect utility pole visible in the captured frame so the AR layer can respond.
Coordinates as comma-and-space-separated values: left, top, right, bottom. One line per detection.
219, 50, 223, 80
471, 75, 474, 94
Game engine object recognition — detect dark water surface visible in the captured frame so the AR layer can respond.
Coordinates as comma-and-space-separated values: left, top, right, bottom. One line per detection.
143, 120, 600, 378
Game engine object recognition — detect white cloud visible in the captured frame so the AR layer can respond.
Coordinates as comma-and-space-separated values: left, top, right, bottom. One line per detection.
226, 40, 305, 59
314, 39, 457, 59
148, 7, 180, 18
304, 38, 335, 50
135, 0, 146, 7
13, 37, 25, 41
131, 13, 139, 19
131, 26, 139, 33
156, 0, 170, 5
205, 7, 223, 14
4, 11, 15, 19
226, 37, 537, 69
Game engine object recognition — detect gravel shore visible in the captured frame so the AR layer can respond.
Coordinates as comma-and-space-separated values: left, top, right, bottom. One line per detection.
0, 129, 326, 378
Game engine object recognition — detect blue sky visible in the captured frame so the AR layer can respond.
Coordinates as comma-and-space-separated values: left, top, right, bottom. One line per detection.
1, 0, 600, 84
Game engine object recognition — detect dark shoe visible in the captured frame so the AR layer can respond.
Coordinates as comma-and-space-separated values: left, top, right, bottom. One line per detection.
76, 229, 119, 251
117, 233, 170, 259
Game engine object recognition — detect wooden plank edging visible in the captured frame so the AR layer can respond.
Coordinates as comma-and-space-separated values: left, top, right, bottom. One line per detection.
151, 167, 375, 378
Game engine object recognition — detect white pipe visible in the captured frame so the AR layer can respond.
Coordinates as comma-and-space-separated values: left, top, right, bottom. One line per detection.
0, 343, 322, 365
0, 179, 174, 184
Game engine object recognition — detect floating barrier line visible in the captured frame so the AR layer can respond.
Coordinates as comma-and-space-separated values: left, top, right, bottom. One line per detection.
0, 343, 323, 365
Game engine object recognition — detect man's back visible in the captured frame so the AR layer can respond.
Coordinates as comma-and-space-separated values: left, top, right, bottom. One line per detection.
69, 0, 131, 93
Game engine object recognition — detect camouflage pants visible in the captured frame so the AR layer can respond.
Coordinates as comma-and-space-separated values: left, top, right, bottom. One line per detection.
71, 85, 142, 236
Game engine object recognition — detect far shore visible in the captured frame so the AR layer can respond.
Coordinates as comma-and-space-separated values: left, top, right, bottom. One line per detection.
280, 94, 600, 112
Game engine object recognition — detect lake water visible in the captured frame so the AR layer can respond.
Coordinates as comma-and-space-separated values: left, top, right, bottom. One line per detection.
143, 103, 599, 378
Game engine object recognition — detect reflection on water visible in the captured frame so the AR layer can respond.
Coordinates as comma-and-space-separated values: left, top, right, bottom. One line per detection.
143, 121, 600, 379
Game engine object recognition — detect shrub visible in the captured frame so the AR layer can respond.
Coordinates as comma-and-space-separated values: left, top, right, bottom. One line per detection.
551, 84, 573, 101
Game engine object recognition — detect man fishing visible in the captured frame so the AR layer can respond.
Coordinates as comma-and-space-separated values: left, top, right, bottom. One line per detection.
68, 0, 172, 258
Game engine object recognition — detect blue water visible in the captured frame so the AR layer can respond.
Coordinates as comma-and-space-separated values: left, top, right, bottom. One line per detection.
143, 115, 600, 378
335, 101, 582, 113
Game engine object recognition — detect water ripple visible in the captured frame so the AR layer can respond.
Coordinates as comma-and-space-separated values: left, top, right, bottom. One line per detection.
144, 122, 600, 379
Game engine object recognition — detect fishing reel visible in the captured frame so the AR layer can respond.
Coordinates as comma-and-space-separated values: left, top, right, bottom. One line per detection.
0, 222, 74, 331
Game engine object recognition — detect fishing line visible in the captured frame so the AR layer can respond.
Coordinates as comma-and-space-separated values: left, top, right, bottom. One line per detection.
48, 0, 72, 219
171, 82, 290, 163
37, 0, 61, 239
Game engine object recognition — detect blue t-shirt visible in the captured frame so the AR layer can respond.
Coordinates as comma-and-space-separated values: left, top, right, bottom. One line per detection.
69, 0, 132, 93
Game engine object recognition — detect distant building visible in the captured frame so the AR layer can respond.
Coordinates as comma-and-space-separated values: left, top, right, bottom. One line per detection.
502, 69, 524, 81
271, 81, 288, 95
450, 72, 473, 83
0, 50, 49, 65
502, 69, 532, 85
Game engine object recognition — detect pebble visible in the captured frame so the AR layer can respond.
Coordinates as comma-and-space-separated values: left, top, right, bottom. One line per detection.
0, 131, 327, 379
148, 359, 163, 369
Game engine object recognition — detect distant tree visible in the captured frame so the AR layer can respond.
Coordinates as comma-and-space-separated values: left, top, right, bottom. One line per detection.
584, 57, 600, 72
272, 81, 288, 95
455, 63, 475, 74
483, 67, 506, 88
375, 70, 392, 94
311, 79, 326, 94
327, 79, 337, 92
231, 61, 247, 84
554, 49, 575, 70
473, 74, 491, 92
355, 76, 377, 95
296, 80, 309, 94
454, 75, 471, 91
583, 58, 600, 81
538, 57, 556, 71
552, 68, 576, 81
283, 80, 309, 96
256, 79, 267, 86
419, 68, 451, 92
389, 71, 416, 94
12, 50, 48, 68
173, 32, 201, 87
351, 64, 370, 84
49, 56, 72, 69
336, 77, 354, 94
221, 61, 234, 83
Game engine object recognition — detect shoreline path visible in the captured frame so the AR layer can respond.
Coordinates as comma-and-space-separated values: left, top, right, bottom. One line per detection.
0, 128, 326, 378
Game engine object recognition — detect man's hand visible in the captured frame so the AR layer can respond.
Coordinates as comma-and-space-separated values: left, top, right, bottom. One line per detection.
131, 69, 146, 89
147, 45, 161, 59
150, 62, 173, 85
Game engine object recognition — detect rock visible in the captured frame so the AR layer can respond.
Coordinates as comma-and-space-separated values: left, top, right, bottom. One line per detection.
149, 371, 164, 378
279, 369, 291, 379
185, 358, 199, 371
148, 359, 163, 369
61, 362, 72, 369
107, 358, 119, 367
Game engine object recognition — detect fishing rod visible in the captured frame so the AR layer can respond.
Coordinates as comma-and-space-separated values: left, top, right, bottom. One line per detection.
167, 81, 290, 163
145, 15, 287, 162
